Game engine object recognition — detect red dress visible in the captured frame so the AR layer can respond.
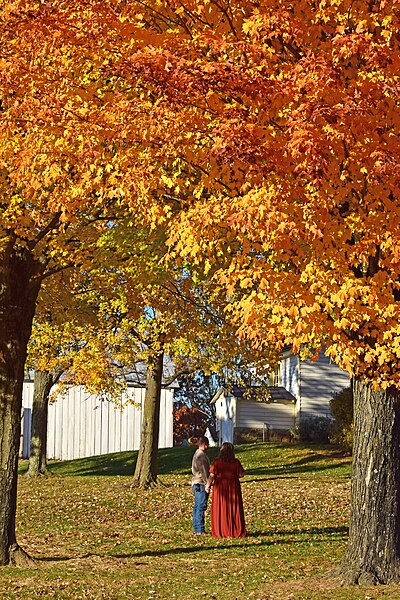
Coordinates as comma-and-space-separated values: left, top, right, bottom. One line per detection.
210, 458, 246, 538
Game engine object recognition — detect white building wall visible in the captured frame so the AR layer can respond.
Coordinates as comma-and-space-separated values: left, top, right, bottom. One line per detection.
21, 383, 34, 459
237, 400, 295, 431
279, 354, 300, 400
216, 393, 295, 440
300, 354, 350, 420
22, 382, 174, 460
215, 393, 236, 444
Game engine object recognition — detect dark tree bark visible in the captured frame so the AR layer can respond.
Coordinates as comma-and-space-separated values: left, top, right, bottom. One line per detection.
0, 244, 41, 565
132, 350, 164, 488
26, 367, 64, 478
334, 377, 400, 584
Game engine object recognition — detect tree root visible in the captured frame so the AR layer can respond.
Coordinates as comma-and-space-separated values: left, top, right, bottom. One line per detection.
319, 562, 400, 586
8, 544, 36, 568
314, 566, 342, 582
130, 476, 166, 490
24, 469, 53, 479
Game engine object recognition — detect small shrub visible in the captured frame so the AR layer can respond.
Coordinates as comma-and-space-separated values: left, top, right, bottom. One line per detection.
297, 415, 333, 444
330, 386, 353, 452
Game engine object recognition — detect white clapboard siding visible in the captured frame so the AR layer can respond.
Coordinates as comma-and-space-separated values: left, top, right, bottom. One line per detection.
299, 354, 350, 419
280, 353, 300, 400
22, 382, 173, 460
21, 383, 34, 458
237, 400, 295, 431
158, 388, 172, 448
216, 395, 237, 444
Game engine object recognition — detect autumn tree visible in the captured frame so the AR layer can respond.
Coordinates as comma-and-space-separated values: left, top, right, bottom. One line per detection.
25, 289, 133, 477
113, 0, 400, 585
120, 269, 275, 488
26, 366, 64, 478
25, 279, 86, 477
131, 329, 166, 488
0, 1, 170, 564
6, 0, 398, 583
86, 207, 277, 488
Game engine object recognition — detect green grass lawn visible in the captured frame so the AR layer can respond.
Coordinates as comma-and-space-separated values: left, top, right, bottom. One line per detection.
0, 444, 398, 599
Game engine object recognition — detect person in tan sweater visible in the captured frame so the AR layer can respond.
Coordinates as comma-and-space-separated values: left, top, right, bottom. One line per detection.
191, 436, 210, 533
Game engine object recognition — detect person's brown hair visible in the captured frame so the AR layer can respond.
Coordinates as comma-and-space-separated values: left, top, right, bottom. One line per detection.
218, 442, 235, 462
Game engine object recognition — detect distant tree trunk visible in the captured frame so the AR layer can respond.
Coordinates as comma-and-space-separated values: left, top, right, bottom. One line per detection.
26, 367, 64, 478
335, 377, 400, 584
132, 350, 164, 488
0, 244, 41, 566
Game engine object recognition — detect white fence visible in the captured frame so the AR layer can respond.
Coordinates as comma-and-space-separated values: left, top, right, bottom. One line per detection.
21, 382, 174, 461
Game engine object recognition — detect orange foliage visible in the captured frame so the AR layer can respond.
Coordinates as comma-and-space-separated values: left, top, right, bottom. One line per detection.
107, 0, 400, 390
2, 0, 399, 383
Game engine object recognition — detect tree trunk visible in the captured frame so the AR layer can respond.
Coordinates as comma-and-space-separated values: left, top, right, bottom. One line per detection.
0, 244, 40, 566
335, 377, 400, 584
132, 350, 164, 488
26, 369, 61, 477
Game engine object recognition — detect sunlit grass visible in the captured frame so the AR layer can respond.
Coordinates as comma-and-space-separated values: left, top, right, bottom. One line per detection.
1, 444, 398, 598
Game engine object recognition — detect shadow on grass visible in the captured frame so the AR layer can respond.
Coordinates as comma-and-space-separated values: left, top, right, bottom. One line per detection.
245, 451, 351, 479
19, 451, 135, 478
18, 444, 349, 479
249, 525, 348, 538
113, 525, 349, 559
19, 446, 221, 478
36, 525, 348, 563
243, 476, 349, 485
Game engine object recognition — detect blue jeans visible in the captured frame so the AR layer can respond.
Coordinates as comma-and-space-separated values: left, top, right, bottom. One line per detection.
192, 484, 209, 533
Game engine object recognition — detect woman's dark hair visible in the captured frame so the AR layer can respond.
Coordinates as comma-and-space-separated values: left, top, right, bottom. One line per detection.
219, 442, 235, 462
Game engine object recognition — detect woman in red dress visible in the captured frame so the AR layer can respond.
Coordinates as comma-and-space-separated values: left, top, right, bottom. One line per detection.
205, 442, 246, 538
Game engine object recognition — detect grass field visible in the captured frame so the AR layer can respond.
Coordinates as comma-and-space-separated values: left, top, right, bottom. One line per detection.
0, 444, 399, 599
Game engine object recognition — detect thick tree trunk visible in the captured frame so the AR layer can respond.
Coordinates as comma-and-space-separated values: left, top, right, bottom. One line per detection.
335, 377, 400, 584
132, 351, 164, 489
0, 245, 40, 565
26, 369, 56, 477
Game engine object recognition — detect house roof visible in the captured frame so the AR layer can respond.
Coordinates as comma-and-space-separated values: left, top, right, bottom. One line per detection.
267, 386, 296, 403
211, 385, 296, 405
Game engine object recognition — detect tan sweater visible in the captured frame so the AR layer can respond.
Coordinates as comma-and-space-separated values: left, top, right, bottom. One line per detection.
191, 448, 210, 485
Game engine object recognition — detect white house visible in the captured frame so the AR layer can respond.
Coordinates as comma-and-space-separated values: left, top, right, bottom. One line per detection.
212, 350, 350, 444
21, 371, 175, 461
279, 349, 349, 421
